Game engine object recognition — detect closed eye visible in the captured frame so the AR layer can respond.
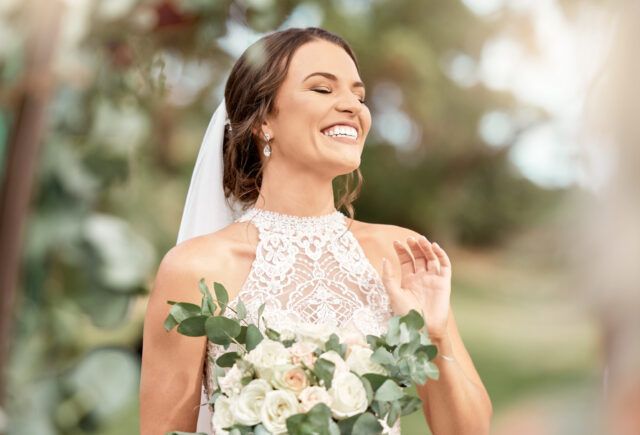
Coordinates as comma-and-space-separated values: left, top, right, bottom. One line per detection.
312, 88, 366, 104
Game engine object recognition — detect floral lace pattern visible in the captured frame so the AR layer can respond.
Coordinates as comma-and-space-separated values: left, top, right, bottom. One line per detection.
203, 207, 400, 434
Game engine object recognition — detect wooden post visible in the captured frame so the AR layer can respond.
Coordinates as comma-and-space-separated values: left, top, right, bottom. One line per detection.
0, 0, 64, 407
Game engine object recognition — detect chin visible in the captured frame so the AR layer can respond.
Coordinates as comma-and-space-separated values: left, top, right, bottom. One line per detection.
333, 158, 361, 175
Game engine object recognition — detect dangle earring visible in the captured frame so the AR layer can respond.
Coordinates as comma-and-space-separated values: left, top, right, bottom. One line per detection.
262, 132, 272, 157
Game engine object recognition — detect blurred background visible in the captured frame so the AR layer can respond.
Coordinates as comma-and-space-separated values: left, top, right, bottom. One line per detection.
1, 0, 637, 434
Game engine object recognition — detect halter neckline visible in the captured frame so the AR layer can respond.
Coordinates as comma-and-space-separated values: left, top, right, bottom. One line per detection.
239, 206, 344, 223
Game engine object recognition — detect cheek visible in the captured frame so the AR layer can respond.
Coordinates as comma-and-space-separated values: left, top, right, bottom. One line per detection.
362, 108, 372, 135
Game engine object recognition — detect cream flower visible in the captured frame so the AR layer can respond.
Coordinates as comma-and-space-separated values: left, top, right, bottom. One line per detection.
295, 321, 338, 345
245, 338, 291, 379
211, 395, 236, 434
327, 371, 368, 419
338, 320, 368, 349
260, 390, 300, 434
317, 350, 349, 374
346, 345, 387, 376
270, 364, 309, 395
217, 364, 244, 397
233, 379, 272, 426
299, 385, 333, 413
289, 340, 318, 367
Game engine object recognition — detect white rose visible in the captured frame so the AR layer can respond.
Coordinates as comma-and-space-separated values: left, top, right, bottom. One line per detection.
295, 322, 338, 345
233, 379, 272, 426
338, 320, 368, 348
217, 364, 244, 397
346, 345, 387, 376
279, 327, 297, 341
299, 385, 333, 413
289, 340, 318, 367
260, 390, 300, 434
211, 395, 236, 434
328, 371, 368, 419
270, 364, 309, 395
245, 338, 291, 379
317, 350, 349, 374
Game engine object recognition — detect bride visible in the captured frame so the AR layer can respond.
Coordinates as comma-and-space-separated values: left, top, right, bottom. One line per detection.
139, 27, 492, 434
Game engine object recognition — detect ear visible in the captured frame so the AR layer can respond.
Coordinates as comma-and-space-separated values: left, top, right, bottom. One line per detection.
252, 120, 273, 140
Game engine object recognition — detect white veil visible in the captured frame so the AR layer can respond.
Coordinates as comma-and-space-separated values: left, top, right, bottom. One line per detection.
175, 98, 243, 432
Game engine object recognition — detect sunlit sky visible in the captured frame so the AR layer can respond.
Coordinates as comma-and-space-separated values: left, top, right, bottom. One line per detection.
216, 0, 613, 190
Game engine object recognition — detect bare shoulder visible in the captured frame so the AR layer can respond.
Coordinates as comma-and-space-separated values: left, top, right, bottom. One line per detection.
348, 217, 424, 256
151, 221, 255, 305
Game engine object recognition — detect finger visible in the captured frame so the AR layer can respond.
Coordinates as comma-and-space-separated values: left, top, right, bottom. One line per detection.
393, 240, 415, 277
432, 242, 451, 269
417, 236, 440, 273
407, 237, 427, 272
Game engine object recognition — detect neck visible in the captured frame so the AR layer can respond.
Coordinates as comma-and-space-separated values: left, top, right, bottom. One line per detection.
256, 159, 337, 216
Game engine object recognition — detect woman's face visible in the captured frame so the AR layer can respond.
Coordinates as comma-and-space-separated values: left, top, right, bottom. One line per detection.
261, 39, 371, 177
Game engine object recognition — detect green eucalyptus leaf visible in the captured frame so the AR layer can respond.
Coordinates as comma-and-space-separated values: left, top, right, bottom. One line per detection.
371, 347, 395, 366
216, 352, 240, 367
235, 298, 246, 320
205, 316, 241, 345
385, 315, 401, 346
235, 325, 247, 345
425, 360, 440, 381
359, 374, 374, 405
199, 279, 216, 316
253, 424, 271, 435
167, 302, 201, 324
361, 373, 388, 392
254, 424, 271, 435
286, 402, 334, 434
324, 333, 347, 358
177, 315, 207, 336
336, 414, 359, 434
399, 395, 423, 416
257, 302, 266, 327
265, 327, 280, 341
352, 412, 383, 434
245, 324, 263, 351
163, 314, 178, 331
314, 357, 335, 389
374, 379, 404, 402
416, 344, 438, 361
213, 282, 229, 314
399, 309, 424, 331
387, 400, 402, 427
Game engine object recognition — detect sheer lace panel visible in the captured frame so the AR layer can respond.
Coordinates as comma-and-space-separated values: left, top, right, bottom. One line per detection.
202, 206, 400, 434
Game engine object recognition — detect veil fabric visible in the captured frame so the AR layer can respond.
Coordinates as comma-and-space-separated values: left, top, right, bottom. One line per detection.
175, 98, 241, 432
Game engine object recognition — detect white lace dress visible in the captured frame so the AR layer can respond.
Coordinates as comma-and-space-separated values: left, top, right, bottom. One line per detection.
202, 206, 401, 434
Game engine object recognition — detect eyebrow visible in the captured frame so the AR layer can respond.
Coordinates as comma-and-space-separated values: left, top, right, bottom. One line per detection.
303, 71, 366, 91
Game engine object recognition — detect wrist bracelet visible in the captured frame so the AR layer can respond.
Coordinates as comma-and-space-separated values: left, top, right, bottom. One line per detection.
440, 354, 455, 362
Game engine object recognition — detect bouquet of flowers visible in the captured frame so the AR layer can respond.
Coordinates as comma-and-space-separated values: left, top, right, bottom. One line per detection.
164, 279, 440, 435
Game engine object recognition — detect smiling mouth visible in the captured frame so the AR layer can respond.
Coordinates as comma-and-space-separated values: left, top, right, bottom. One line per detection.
321, 132, 358, 143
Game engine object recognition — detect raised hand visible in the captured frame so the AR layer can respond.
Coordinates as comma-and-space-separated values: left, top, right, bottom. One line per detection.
381, 235, 452, 341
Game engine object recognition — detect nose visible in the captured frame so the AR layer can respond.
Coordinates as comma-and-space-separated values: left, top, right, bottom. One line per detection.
335, 90, 363, 114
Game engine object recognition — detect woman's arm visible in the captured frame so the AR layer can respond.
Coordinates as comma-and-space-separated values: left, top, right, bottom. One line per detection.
416, 307, 493, 435
383, 226, 493, 434
139, 244, 210, 434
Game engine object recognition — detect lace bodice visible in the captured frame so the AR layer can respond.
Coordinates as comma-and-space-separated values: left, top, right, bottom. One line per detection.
202, 206, 400, 434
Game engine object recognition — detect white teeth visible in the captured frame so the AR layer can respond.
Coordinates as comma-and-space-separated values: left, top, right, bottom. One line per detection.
321, 125, 358, 139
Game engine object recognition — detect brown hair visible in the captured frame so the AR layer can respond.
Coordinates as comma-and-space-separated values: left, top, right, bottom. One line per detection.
222, 27, 363, 222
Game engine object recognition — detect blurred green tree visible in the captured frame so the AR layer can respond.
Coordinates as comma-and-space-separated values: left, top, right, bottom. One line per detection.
0, 0, 584, 433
